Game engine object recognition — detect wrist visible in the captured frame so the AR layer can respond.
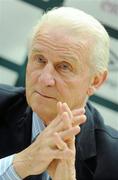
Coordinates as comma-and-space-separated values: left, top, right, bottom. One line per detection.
13, 152, 30, 179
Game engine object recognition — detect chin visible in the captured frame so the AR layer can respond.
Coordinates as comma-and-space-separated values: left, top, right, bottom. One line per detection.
33, 103, 57, 124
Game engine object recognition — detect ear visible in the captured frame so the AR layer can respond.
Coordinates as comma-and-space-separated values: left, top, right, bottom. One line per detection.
87, 70, 108, 96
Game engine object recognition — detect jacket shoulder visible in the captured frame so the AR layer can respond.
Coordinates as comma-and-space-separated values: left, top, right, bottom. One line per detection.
87, 101, 118, 137
0, 84, 27, 122
95, 125, 118, 178
0, 84, 25, 103
0, 84, 25, 96
86, 101, 118, 178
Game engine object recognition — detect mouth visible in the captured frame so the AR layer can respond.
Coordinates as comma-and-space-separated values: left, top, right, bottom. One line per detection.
35, 91, 57, 101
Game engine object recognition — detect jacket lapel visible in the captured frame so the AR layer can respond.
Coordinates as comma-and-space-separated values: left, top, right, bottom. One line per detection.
75, 102, 97, 179
6, 105, 32, 156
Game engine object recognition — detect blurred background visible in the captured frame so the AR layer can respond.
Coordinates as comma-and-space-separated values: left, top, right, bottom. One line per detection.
0, 0, 118, 129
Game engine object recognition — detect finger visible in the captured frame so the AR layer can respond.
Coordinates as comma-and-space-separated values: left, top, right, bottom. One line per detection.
62, 103, 73, 119
59, 126, 80, 141
72, 108, 85, 116
57, 101, 63, 115
72, 115, 86, 126
53, 111, 71, 133
53, 132, 68, 150
52, 102, 72, 129
62, 111, 71, 129
51, 149, 74, 160
66, 136, 75, 150
51, 108, 86, 133
48, 102, 63, 129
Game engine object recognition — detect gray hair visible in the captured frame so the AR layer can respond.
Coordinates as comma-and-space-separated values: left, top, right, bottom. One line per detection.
31, 7, 110, 73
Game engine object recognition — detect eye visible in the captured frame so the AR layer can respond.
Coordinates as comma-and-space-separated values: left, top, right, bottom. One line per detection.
35, 55, 46, 65
57, 62, 72, 72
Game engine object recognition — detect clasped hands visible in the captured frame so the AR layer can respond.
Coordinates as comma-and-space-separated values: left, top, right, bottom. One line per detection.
13, 102, 86, 180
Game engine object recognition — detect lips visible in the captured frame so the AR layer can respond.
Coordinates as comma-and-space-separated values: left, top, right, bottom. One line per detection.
35, 90, 57, 100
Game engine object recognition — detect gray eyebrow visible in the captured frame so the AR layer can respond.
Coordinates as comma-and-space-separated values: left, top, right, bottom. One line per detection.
31, 48, 81, 67
59, 54, 79, 64
32, 49, 43, 53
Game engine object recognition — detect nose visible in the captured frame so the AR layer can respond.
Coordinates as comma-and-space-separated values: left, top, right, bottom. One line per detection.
38, 64, 55, 86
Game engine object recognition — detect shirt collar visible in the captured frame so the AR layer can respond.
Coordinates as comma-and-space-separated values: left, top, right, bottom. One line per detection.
32, 112, 45, 142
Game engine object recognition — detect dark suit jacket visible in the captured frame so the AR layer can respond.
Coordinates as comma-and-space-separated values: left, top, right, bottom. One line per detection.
0, 84, 118, 180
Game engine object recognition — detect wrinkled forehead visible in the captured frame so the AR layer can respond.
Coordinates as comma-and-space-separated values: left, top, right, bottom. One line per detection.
31, 26, 92, 58
32, 27, 74, 47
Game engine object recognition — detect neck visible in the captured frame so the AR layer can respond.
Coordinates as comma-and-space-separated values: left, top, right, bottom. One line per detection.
37, 111, 57, 126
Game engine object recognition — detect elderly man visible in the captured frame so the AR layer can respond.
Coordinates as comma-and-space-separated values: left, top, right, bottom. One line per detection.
0, 7, 118, 180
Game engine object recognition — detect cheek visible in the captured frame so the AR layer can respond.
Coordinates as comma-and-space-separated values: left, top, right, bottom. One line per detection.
69, 76, 89, 97
56, 77, 69, 92
56, 78, 74, 102
26, 64, 40, 87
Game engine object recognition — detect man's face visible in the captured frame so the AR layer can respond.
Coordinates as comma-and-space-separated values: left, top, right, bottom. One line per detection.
26, 28, 92, 124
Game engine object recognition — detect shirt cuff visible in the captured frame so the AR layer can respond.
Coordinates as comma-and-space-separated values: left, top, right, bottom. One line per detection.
0, 154, 22, 180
